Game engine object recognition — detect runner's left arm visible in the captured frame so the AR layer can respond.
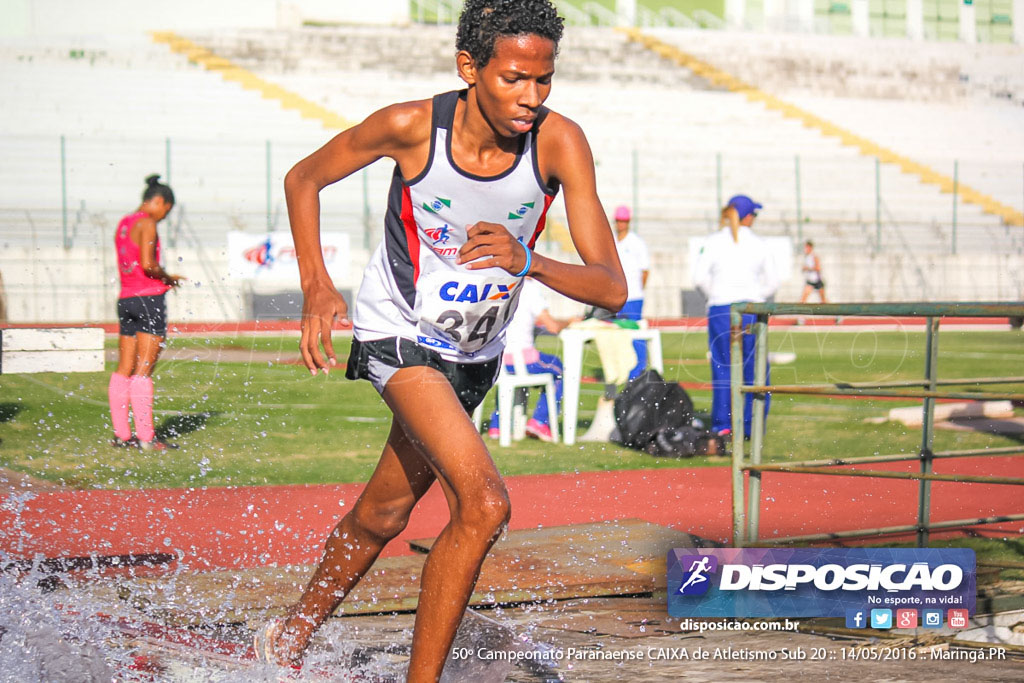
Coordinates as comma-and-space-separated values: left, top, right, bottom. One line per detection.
459, 114, 626, 312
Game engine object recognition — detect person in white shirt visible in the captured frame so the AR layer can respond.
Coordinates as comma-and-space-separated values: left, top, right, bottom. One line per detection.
488, 277, 577, 442
799, 240, 828, 303
612, 205, 651, 380
692, 195, 780, 438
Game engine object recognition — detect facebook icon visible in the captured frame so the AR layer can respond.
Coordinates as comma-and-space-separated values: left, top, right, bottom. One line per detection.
845, 609, 867, 629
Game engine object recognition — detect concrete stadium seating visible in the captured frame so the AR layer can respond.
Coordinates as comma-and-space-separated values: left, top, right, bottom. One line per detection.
1, 25, 1021, 318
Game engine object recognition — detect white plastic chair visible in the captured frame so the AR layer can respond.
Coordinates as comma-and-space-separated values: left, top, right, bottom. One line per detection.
472, 348, 559, 447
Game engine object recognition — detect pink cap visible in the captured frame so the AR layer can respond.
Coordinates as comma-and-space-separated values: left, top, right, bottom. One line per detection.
614, 205, 631, 221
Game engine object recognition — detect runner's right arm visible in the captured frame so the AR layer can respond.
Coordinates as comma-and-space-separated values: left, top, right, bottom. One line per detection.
285, 101, 432, 374
136, 218, 183, 287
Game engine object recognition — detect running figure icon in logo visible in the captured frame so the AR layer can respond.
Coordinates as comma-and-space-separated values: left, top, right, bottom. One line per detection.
678, 555, 718, 596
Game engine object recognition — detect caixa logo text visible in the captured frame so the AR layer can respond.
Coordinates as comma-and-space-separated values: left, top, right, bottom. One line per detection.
713, 563, 963, 592
439, 281, 518, 303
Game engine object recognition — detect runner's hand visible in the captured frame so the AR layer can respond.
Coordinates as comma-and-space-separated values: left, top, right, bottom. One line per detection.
166, 274, 186, 288
457, 221, 530, 275
300, 281, 349, 375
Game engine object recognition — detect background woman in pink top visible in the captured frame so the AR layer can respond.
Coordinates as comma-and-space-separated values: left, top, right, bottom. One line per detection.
108, 174, 185, 451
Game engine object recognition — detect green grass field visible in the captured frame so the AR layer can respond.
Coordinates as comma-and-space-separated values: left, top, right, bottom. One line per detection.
0, 329, 1021, 490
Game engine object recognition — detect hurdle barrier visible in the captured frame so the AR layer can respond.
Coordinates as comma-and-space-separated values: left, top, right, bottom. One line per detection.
729, 302, 1024, 547
0, 327, 105, 374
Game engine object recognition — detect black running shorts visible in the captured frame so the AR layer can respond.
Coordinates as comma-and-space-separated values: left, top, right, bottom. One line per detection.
345, 336, 500, 413
117, 294, 167, 337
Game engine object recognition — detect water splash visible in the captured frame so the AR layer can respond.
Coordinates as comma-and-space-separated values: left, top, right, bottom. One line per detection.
0, 565, 560, 682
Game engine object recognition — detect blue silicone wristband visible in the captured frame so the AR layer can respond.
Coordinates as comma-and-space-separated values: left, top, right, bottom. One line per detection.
513, 238, 532, 278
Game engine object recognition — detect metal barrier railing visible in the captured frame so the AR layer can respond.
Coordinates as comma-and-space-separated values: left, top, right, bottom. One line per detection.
729, 302, 1024, 548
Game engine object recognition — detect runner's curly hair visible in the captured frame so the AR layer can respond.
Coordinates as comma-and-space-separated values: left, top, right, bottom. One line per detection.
456, 0, 564, 68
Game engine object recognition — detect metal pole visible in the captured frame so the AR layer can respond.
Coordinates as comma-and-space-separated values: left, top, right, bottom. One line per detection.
734, 301, 1024, 318
265, 140, 272, 231
794, 155, 803, 243
362, 169, 371, 250
952, 160, 958, 255
752, 445, 1024, 469
916, 316, 940, 547
742, 385, 1024, 401
745, 466, 1024, 486
716, 152, 723, 213
632, 147, 639, 232
746, 313, 769, 543
730, 306, 746, 547
756, 513, 1024, 545
165, 137, 171, 184
875, 157, 881, 251
60, 135, 68, 249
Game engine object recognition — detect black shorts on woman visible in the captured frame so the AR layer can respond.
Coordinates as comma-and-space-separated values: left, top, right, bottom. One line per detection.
345, 337, 500, 413
117, 293, 167, 337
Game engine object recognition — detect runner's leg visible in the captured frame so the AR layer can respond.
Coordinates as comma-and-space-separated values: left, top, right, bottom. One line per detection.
109, 336, 137, 440
382, 366, 510, 683
132, 332, 164, 377
130, 332, 164, 442
115, 335, 137, 376
276, 417, 437, 662
707, 305, 732, 434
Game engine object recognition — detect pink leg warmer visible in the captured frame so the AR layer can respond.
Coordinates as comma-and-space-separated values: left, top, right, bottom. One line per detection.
129, 374, 155, 443
108, 373, 132, 440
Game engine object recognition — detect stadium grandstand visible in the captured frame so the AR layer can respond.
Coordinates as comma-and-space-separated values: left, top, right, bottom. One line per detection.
1, 0, 1021, 323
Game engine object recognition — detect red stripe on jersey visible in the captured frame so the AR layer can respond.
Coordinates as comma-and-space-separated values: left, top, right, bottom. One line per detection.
526, 194, 555, 250
400, 185, 421, 285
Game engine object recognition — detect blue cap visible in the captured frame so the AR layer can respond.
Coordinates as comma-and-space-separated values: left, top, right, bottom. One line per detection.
727, 195, 762, 220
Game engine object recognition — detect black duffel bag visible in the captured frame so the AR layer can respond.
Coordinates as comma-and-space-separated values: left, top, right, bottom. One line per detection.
612, 369, 695, 450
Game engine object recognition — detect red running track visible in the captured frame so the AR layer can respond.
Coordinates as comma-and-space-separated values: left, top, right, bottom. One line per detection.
2, 458, 1021, 570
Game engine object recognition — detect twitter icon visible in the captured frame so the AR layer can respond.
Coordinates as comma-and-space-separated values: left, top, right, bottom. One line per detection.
870, 609, 893, 629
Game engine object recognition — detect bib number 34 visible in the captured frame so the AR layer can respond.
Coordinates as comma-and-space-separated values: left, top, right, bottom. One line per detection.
417, 274, 521, 353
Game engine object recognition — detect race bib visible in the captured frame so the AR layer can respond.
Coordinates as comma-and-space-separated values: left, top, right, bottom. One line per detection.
416, 271, 522, 353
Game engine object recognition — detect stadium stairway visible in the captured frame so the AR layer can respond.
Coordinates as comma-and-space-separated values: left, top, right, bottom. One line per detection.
150, 31, 354, 132
2, 26, 1021, 314
621, 28, 1024, 229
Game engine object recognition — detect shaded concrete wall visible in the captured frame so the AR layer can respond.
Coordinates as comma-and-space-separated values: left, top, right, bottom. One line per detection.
2, 246, 1020, 323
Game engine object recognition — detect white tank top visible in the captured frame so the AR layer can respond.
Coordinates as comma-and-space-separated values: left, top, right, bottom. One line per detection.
351, 90, 558, 362
803, 252, 820, 283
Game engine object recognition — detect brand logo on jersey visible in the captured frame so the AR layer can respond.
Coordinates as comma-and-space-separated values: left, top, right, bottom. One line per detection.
425, 225, 457, 257
507, 201, 535, 220
417, 335, 456, 351
430, 245, 458, 258
424, 225, 451, 245
423, 197, 452, 214
439, 280, 519, 303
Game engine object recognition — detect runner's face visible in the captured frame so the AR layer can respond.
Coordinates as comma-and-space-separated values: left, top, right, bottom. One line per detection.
145, 197, 173, 222
154, 198, 173, 221
466, 34, 555, 137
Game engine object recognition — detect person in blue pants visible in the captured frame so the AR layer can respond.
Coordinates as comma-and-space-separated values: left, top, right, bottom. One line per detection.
693, 195, 780, 438
488, 277, 579, 442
